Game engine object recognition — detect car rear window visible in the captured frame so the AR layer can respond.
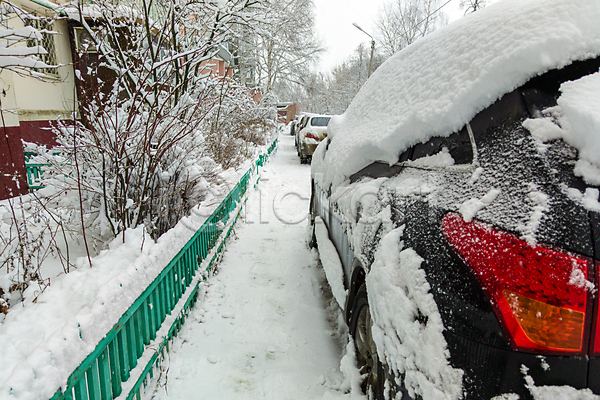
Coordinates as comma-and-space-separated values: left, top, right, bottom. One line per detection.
410, 128, 473, 165
519, 57, 600, 192
311, 117, 331, 127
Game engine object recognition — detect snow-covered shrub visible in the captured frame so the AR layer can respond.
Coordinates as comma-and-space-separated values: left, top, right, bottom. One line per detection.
0, 0, 64, 308
1, 0, 277, 314
204, 84, 276, 169
36, 0, 274, 242
0, 195, 69, 313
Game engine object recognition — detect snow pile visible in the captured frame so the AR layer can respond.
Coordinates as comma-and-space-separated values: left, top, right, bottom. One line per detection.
558, 72, 600, 186
459, 188, 501, 223
519, 185, 550, 246
0, 227, 154, 400
522, 117, 566, 148
526, 385, 600, 400
366, 228, 463, 400
338, 339, 364, 396
314, 217, 348, 308
523, 72, 600, 188
313, 0, 600, 189
406, 147, 455, 168
0, 173, 247, 400
566, 187, 600, 212
520, 366, 600, 400
522, 72, 600, 211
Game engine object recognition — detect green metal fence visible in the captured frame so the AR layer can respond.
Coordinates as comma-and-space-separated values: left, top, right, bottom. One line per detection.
25, 150, 60, 191
49, 137, 278, 400
26, 163, 47, 191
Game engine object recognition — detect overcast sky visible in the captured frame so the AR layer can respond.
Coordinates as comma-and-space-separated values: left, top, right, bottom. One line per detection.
312, 0, 474, 72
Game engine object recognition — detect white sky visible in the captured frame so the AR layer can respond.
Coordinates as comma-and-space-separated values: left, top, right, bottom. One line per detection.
313, 0, 471, 72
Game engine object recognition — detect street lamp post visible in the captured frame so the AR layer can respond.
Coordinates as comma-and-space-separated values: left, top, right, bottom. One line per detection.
353, 22, 375, 78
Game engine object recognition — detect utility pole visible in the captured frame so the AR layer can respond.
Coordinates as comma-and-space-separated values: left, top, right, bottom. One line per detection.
353, 23, 375, 78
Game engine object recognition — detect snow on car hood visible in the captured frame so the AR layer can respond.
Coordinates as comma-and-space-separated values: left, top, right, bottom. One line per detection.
313, 0, 600, 189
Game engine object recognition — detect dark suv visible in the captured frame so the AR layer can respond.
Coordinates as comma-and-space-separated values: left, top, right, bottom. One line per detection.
309, 2, 600, 399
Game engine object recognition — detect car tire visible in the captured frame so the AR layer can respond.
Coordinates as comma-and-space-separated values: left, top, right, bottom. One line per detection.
349, 285, 385, 400
307, 222, 317, 249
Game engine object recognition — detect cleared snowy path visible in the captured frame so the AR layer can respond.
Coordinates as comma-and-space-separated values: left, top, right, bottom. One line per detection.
151, 132, 364, 400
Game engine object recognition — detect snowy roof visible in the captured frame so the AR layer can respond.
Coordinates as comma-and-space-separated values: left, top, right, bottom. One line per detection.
59, 2, 142, 23
315, 0, 600, 189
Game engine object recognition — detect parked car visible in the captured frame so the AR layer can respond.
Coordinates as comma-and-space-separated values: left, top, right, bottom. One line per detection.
309, 1, 600, 399
289, 115, 301, 136
294, 113, 312, 149
297, 115, 331, 163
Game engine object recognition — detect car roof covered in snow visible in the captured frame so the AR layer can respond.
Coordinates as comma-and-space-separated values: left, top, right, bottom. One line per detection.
313, 0, 600, 189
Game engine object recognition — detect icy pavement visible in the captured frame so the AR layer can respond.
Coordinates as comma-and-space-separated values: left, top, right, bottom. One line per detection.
150, 132, 365, 400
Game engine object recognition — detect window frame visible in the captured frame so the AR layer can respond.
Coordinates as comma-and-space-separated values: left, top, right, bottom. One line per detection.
74, 26, 101, 54
394, 124, 479, 173
25, 16, 59, 77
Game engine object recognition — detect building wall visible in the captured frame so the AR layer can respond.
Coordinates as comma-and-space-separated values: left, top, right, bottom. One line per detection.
199, 59, 234, 80
0, 4, 77, 200
12, 18, 77, 131
0, 124, 29, 200
251, 88, 261, 104
276, 103, 299, 125
286, 103, 299, 124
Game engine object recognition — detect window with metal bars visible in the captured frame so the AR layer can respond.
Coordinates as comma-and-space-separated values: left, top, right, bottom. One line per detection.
25, 18, 58, 77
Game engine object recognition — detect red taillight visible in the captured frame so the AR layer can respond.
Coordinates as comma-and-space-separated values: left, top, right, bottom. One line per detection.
442, 213, 591, 354
305, 132, 319, 140
593, 262, 600, 355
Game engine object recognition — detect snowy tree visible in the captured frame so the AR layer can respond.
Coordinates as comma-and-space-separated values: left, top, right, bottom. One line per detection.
248, 0, 323, 95
299, 44, 385, 115
0, 0, 57, 78
376, 0, 447, 57
460, 0, 488, 13
12, 0, 275, 254
0, 0, 278, 314
204, 82, 276, 169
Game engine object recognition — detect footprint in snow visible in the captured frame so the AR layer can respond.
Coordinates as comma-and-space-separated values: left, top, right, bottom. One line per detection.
207, 355, 219, 364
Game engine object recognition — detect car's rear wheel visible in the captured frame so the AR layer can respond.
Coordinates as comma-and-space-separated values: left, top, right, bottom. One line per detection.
350, 285, 384, 399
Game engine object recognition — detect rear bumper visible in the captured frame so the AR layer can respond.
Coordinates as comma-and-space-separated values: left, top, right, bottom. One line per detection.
445, 330, 597, 399
299, 141, 320, 158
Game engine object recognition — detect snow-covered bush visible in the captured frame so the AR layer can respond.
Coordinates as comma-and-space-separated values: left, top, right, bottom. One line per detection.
1, 0, 276, 314
0, 193, 72, 314
0, 1, 64, 312
0, 199, 49, 310
36, 0, 275, 242
204, 84, 276, 169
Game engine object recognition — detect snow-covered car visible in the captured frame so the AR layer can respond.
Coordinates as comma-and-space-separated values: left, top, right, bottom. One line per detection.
297, 115, 331, 163
290, 115, 302, 136
309, 1, 600, 399
295, 113, 313, 149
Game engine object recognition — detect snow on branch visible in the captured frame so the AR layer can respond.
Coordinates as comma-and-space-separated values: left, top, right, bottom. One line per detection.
0, 0, 58, 79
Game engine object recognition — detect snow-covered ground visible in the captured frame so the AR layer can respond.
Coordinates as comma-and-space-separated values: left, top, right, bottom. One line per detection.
149, 131, 365, 400
0, 139, 269, 400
